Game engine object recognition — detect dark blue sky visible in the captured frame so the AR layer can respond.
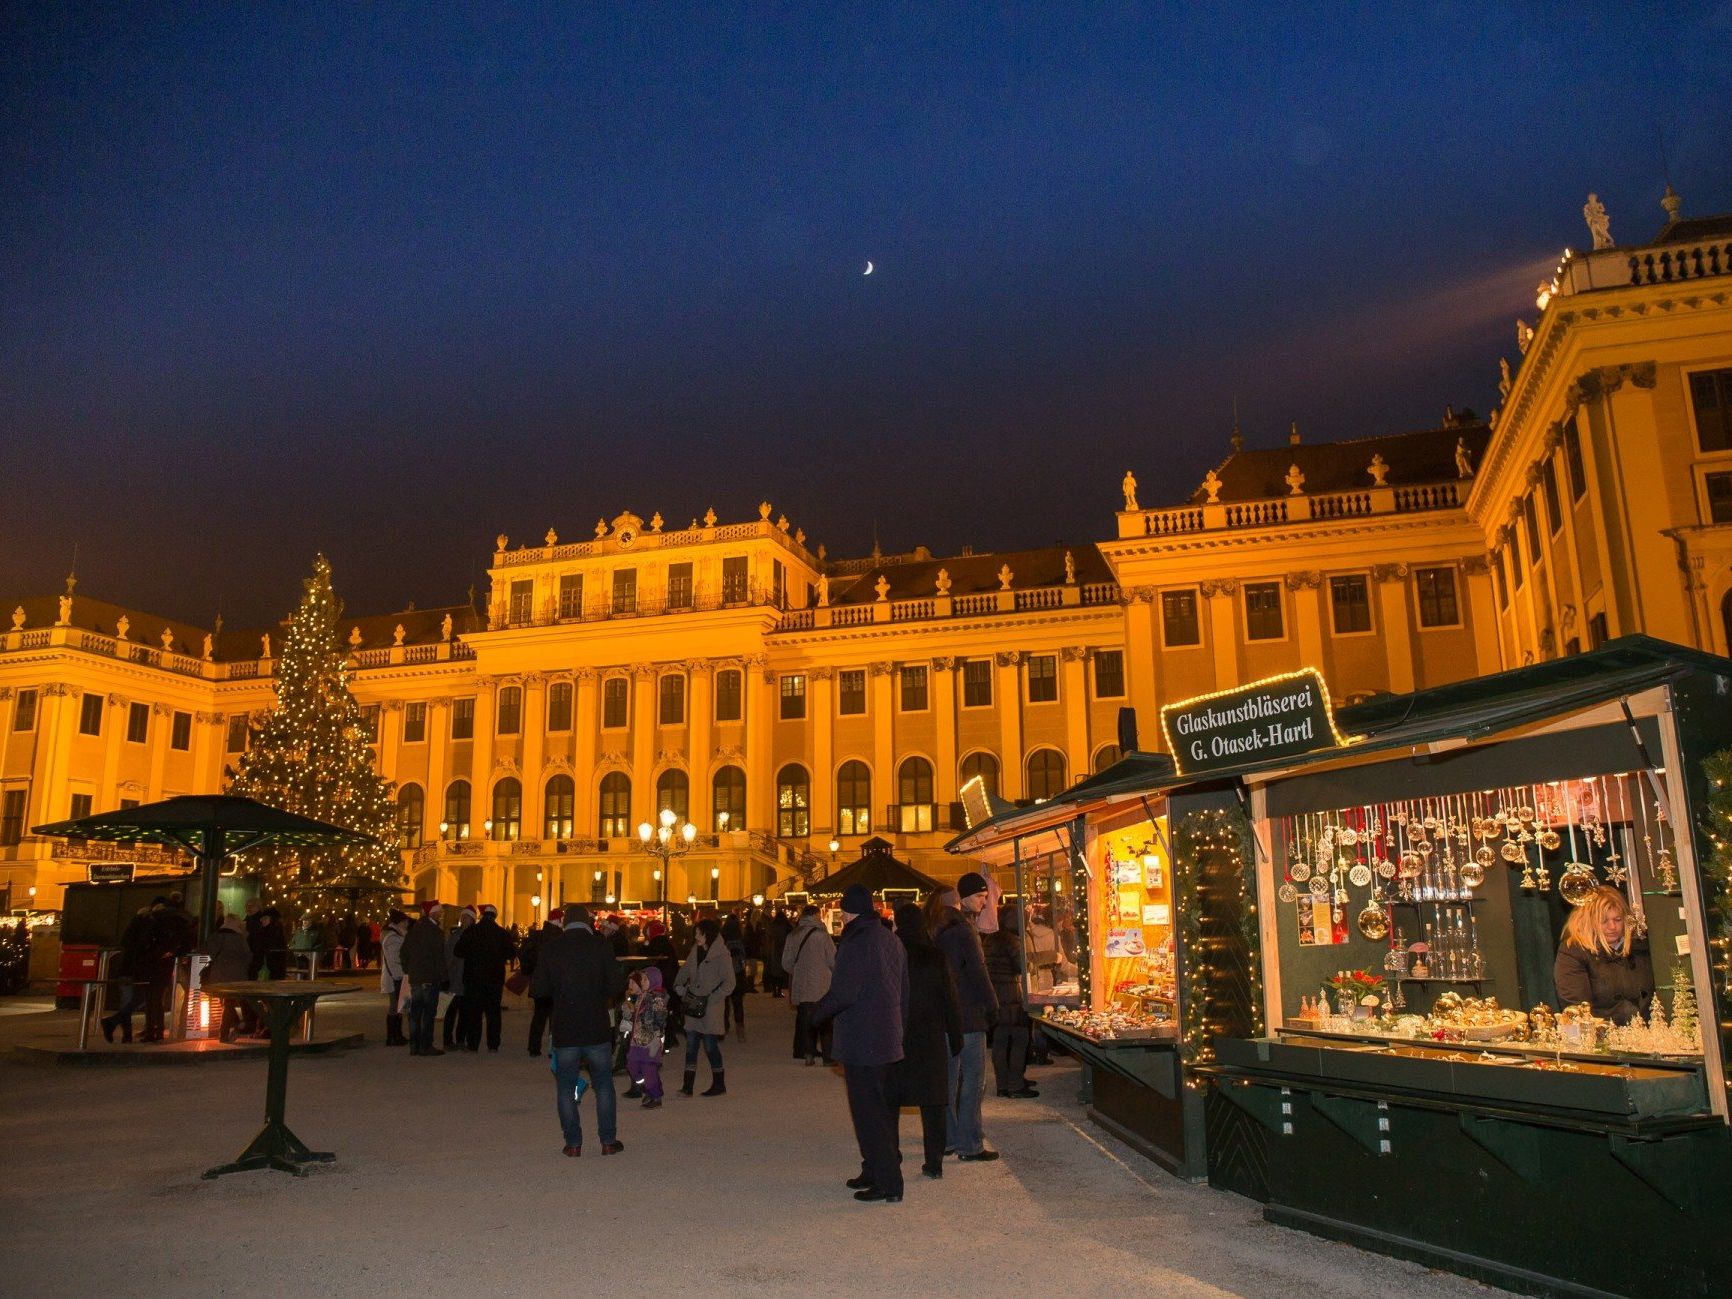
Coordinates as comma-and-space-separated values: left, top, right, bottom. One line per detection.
4, 3, 1728, 626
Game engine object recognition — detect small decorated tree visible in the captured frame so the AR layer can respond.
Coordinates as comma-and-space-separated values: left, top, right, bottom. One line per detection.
226, 556, 400, 911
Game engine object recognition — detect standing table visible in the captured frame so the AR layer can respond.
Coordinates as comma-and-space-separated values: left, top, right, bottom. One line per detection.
201, 981, 359, 1178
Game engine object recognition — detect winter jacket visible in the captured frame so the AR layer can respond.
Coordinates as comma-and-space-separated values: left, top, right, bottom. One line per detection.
891, 932, 963, 1107
400, 916, 448, 985
117, 911, 153, 979
766, 915, 792, 980
529, 924, 625, 1049
814, 913, 910, 1067
1554, 938, 1654, 1026
444, 920, 471, 996
628, 971, 669, 1050
982, 926, 1029, 1028
934, 906, 997, 1034
452, 915, 514, 988
782, 915, 835, 1004
673, 939, 736, 1036
199, 920, 252, 987
379, 923, 407, 993
142, 905, 195, 980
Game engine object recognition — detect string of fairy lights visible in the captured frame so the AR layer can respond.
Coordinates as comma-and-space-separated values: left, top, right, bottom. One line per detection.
1704, 749, 1732, 1007
1172, 806, 1265, 1081
225, 556, 400, 911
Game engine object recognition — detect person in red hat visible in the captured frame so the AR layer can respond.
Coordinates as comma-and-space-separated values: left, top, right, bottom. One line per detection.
521, 907, 563, 1055
400, 900, 449, 1056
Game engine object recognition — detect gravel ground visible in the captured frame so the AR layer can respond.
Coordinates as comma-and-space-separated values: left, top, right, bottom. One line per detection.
0, 992, 1504, 1298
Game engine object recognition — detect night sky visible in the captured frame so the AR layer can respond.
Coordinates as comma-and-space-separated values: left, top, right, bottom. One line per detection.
4, 3, 1729, 627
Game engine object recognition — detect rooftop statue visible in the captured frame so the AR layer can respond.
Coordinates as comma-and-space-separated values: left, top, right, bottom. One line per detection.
1121, 470, 1139, 512
1583, 192, 1613, 250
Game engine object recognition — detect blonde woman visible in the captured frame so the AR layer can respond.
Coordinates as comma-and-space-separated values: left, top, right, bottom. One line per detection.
1553, 886, 1653, 1025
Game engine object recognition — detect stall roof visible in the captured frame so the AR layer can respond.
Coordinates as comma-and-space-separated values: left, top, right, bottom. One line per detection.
948, 636, 1731, 854
813, 837, 945, 897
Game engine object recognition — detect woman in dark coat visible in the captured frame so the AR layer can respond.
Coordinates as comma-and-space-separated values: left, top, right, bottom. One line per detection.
983, 915, 1037, 1098
891, 903, 963, 1180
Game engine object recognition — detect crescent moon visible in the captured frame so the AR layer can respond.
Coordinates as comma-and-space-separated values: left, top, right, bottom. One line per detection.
863, 261, 874, 275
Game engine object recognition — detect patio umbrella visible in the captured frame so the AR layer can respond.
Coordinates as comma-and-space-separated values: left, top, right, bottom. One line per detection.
34, 794, 385, 938
814, 836, 944, 897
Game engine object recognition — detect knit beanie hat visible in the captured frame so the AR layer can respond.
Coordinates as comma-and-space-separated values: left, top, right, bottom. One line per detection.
839, 884, 875, 917
956, 872, 989, 900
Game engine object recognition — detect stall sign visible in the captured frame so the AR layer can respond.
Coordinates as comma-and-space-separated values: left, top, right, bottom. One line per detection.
1161, 668, 1346, 775
87, 863, 136, 884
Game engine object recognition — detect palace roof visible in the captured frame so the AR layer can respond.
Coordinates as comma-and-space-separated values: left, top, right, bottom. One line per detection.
1183, 421, 1492, 507
827, 543, 1113, 605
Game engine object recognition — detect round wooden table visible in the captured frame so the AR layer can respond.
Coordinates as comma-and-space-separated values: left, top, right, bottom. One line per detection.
200, 980, 359, 1178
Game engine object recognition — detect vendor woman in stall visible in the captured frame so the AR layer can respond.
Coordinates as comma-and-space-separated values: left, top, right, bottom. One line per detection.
1552, 886, 1654, 1025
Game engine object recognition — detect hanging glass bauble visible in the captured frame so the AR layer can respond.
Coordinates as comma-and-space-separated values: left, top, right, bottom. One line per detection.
1348, 862, 1373, 888
1537, 829, 1562, 851
1399, 851, 1422, 878
1338, 827, 1360, 848
1559, 862, 1597, 906
1356, 906, 1390, 941
1290, 860, 1311, 882
1375, 859, 1397, 879
1277, 882, 1298, 904
1475, 846, 1497, 868
1500, 841, 1526, 863
1308, 875, 1331, 896
1477, 818, 1502, 841
1459, 859, 1486, 889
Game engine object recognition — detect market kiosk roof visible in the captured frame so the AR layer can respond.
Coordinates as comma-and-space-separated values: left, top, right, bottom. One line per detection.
948, 636, 1731, 855
813, 837, 945, 897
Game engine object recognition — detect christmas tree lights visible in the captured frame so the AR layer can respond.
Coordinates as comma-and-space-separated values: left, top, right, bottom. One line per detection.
225, 556, 402, 913
1701, 748, 1732, 1001
1173, 806, 1265, 1077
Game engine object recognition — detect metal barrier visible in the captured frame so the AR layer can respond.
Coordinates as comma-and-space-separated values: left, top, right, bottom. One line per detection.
74, 950, 119, 1051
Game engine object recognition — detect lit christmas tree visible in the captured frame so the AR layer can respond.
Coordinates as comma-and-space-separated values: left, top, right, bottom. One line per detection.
1670, 964, 1699, 1047
226, 555, 401, 911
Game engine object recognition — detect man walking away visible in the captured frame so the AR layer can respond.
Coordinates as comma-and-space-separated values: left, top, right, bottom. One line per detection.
443, 906, 475, 1049
453, 903, 514, 1051
815, 885, 909, 1204
783, 904, 835, 1064
401, 900, 448, 1056
530, 905, 626, 1157
521, 909, 561, 1055
929, 876, 1000, 1162
379, 910, 410, 1046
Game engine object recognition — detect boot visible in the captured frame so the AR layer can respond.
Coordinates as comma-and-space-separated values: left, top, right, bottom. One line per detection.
701, 1071, 727, 1097
623, 1081, 644, 1100
100, 1015, 117, 1044
680, 1069, 696, 1097
386, 1014, 408, 1046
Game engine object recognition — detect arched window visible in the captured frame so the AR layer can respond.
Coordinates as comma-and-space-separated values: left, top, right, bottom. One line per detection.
656, 768, 690, 821
897, 757, 934, 833
442, 779, 471, 839
776, 764, 810, 838
1093, 744, 1123, 774
396, 783, 424, 849
490, 777, 521, 840
598, 772, 632, 839
837, 760, 872, 836
495, 685, 522, 735
960, 751, 999, 799
1026, 749, 1067, 802
544, 774, 574, 839
712, 765, 745, 832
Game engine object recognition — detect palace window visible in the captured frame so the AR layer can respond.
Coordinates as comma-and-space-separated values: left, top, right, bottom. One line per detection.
403, 701, 426, 743
1511, 528, 1526, 588
1094, 744, 1123, 773
1563, 418, 1587, 501
1026, 749, 1067, 801
899, 664, 928, 712
962, 659, 992, 708
508, 579, 533, 626
713, 766, 745, 831
1689, 367, 1732, 453
714, 669, 743, 722
359, 703, 380, 743
776, 764, 810, 837
659, 674, 685, 726
226, 714, 249, 752
69, 792, 92, 821
612, 568, 637, 615
656, 769, 689, 821
1523, 495, 1542, 559
170, 710, 192, 751
1415, 567, 1460, 627
667, 562, 694, 611
544, 775, 574, 839
837, 760, 871, 835
1329, 575, 1372, 635
1493, 551, 1509, 608
897, 757, 934, 832
1026, 654, 1058, 703
779, 674, 806, 720
598, 773, 631, 838
443, 780, 471, 838
722, 556, 749, 604
1093, 649, 1124, 698
1161, 590, 1200, 647
1243, 583, 1284, 640
397, 784, 424, 849
837, 670, 866, 716
451, 697, 475, 740
79, 692, 103, 736
1542, 460, 1563, 534
602, 678, 629, 728
546, 682, 572, 732
0, 789, 25, 846
11, 688, 36, 732
1705, 471, 1732, 524
960, 751, 999, 798
772, 560, 788, 609
496, 686, 522, 736
126, 701, 149, 744
1589, 612, 1609, 647
558, 573, 583, 619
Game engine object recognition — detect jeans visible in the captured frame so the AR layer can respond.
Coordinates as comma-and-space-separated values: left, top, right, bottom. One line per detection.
553, 1042, 618, 1148
946, 1030, 988, 1155
408, 982, 440, 1052
683, 1031, 723, 1072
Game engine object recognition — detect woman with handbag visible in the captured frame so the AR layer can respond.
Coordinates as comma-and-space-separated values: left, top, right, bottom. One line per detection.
673, 918, 735, 1097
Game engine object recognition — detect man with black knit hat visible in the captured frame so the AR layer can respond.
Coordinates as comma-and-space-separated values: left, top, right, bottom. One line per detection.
531, 905, 626, 1157
935, 872, 1000, 1161
401, 900, 449, 1056
454, 902, 514, 1051
814, 884, 910, 1203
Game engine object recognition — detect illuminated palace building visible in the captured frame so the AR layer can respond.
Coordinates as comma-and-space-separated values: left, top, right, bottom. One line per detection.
4, 193, 1732, 919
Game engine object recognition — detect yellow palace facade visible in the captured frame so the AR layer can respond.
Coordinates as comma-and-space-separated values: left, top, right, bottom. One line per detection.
4, 192, 1730, 921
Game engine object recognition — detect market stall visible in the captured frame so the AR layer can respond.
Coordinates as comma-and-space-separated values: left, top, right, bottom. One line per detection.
1194, 638, 1732, 1297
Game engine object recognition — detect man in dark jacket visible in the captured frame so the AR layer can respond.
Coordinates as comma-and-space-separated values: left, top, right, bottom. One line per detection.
520, 909, 562, 1054
530, 906, 626, 1157
892, 903, 963, 1180
815, 885, 911, 1203
141, 896, 195, 1042
934, 873, 1000, 1161
101, 905, 155, 1043
400, 900, 448, 1056
453, 903, 515, 1051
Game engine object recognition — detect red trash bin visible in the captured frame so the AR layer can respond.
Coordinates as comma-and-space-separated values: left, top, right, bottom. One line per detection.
57, 943, 102, 1008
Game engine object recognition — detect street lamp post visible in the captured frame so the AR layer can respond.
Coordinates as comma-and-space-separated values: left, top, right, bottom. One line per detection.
638, 807, 698, 924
